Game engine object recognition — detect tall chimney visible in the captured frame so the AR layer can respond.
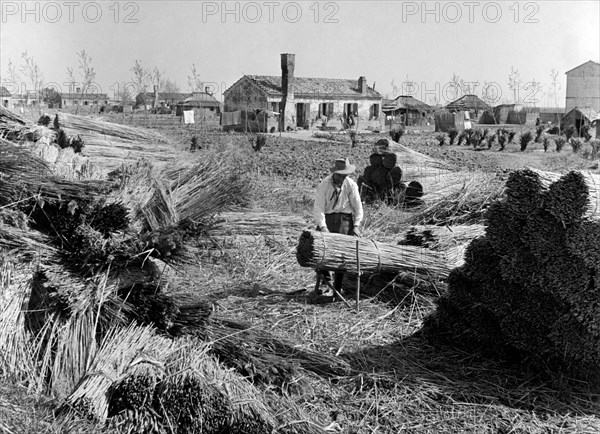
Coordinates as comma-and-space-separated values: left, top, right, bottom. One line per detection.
280, 53, 295, 131
358, 76, 367, 94
153, 85, 159, 109
281, 53, 295, 99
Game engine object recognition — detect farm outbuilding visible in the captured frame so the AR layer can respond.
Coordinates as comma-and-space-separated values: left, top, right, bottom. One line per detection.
175, 92, 222, 116
382, 95, 433, 126
135, 88, 191, 110
538, 107, 564, 125
434, 109, 466, 132
444, 94, 491, 120
563, 107, 599, 138
565, 60, 600, 113
0, 86, 12, 108
478, 110, 497, 125
222, 53, 383, 132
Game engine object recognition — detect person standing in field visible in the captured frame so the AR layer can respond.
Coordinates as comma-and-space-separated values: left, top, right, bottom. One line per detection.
313, 157, 364, 295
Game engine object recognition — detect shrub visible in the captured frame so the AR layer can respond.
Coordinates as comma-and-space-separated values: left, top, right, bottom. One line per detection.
448, 128, 459, 146
435, 133, 446, 146
190, 136, 199, 152
389, 127, 405, 142
590, 139, 600, 160
555, 136, 566, 153
580, 125, 592, 141
251, 134, 267, 152
535, 125, 545, 143
498, 133, 507, 151
487, 134, 496, 149
542, 135, 550, 152
570, 138, 584, 154
519, 131, 534, 152
508, 131, 517, 144
564, 125, 577, 140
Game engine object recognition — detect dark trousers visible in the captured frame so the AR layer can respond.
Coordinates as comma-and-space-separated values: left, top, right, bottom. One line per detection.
317, 213, 354, 291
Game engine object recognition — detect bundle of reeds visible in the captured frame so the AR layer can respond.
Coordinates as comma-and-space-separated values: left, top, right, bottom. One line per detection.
0, 257, 35, 380
54, 113, 168, 143
207, 317, 352, 386
60, 324, 172, 421
409, 172, 506, 225
207, 211, 310, 238
296, 230, 449, 278
526, 167, 600, 220
425, 168, 600, 383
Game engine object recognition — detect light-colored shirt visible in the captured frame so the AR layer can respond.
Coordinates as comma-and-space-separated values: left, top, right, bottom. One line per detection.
313, 175, 363, 229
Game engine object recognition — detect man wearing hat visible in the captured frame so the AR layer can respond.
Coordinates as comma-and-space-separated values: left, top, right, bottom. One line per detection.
313, 157, 364, 294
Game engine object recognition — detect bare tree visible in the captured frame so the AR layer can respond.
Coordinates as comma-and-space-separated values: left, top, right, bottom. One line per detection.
20, 51, 44, 103
152, 67, 164, 91
390, 79, 399, 98
131, 59, 150, 104
1, 59, 20, 96
163, 79, 180, 93
70, 50, 97, 113
508, 66, 522, 103
187, 64, 203, 92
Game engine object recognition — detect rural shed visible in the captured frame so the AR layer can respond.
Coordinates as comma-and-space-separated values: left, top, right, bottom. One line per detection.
382, 95, 433, 126
563, 107, 599, 137
223, 53, 383, 132
434, 109, 466, 132
0, 86, 12, 108
175, 92, 222, 116
445, 94, 492, 119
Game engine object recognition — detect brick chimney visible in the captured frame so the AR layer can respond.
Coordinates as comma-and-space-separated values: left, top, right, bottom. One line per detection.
358, 76, 367, 94
153, 85, 159, 109
280, 53, 295, 131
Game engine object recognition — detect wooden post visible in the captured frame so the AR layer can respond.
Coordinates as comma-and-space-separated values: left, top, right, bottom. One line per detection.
355, 238, 361, 313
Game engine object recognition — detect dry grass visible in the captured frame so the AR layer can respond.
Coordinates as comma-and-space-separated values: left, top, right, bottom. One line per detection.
3, 125, 600, 433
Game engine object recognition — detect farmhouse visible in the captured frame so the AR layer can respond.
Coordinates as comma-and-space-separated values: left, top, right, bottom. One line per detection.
382, 95, 432, 126
58, 88, 109, 108
222, 53, 383, 131
565, 60, 600, 112
135, 88, 190, 110
0, 86, 12, 108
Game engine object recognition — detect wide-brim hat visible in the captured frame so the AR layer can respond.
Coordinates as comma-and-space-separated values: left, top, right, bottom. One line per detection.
330, 158, 356, 175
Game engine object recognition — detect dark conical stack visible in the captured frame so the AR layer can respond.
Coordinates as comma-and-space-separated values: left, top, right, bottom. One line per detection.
424, 168, 600, 383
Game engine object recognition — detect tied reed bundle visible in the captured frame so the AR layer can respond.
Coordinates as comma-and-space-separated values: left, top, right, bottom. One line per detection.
296, 230, 449, 278
54, 113, 168, 143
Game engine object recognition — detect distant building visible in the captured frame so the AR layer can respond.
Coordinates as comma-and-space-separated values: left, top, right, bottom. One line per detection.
563, 107, 598, 137
0, 86, 12, 108
444, 94, 492, 121
59, 88, 109, 108
223, 53, 383, 131
135, 88, 191, 110
565, 60, 600, 112
382, 95, 432, 126
175, 91, 222, 116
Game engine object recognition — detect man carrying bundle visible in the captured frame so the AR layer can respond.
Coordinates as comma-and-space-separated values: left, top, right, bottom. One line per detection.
313, 157, 364, 295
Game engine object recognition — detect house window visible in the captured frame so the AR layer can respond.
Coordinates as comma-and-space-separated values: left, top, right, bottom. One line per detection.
319, 102, 334, 118
271, 102, 280, 113
370, 104, 380, 119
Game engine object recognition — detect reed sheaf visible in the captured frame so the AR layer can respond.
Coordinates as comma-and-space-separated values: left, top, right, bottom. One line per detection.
425, 168, 600, 383
296, 230, 450, 279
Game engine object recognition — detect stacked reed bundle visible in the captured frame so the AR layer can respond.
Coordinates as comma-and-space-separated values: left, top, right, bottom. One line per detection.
207, 211, 310, 238
410, 172, 506, 225
424, 168, 600, 383
60, 324, 173, 421
296, 230, 449, 278
54, 112, 168, 143
526, 167, 600, 220
0, 257, 35, 380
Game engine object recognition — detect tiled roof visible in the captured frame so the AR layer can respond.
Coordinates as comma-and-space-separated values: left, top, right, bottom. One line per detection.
242, 75, 382, 99
382, 95, 432, 112
445, 94, 492, 111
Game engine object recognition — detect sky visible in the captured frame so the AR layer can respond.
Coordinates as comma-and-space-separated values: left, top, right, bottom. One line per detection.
1, 0, 599, 106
